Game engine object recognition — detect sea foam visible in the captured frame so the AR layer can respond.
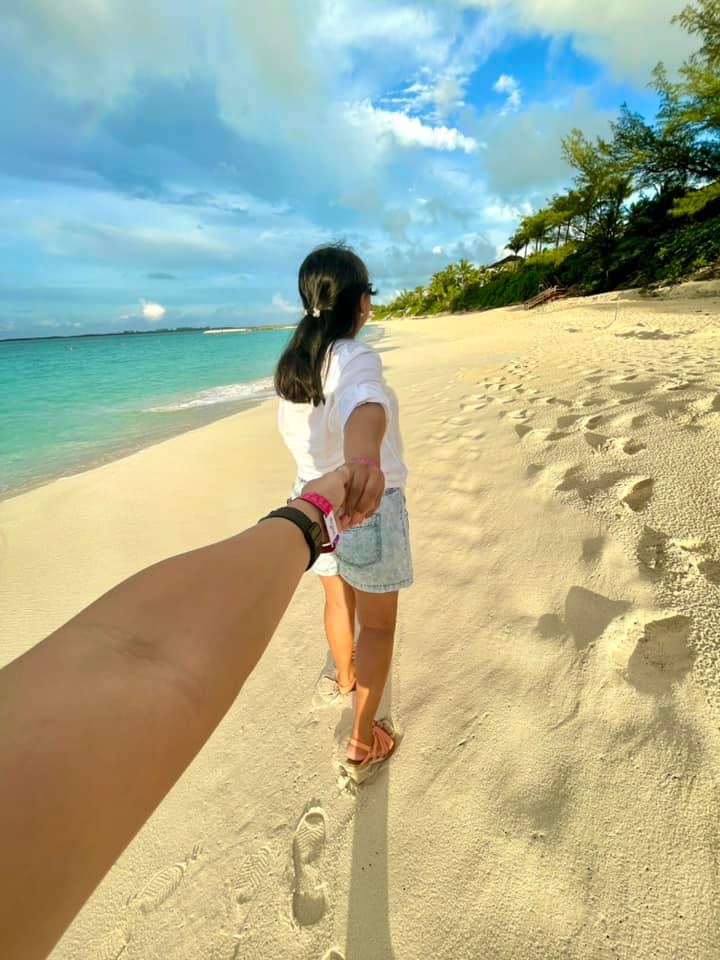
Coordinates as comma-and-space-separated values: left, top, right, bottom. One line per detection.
146, 377, 275, 412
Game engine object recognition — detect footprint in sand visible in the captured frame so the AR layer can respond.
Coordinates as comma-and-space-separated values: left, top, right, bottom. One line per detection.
458, 432, 485, 445
557, 467, 628, 501
610, 379, 657, 397
321, 951, 345, 960
583, 431, 610, 453
621, 478, 654, 512
697, 559, 720, 585
637, 526, 668, 575
564, 586, 632, 649
636, 531, 720, 586
586, 433, 646, 456
582, 535, 606, 562
234, 846, 272, 905
663, 379, 694, 392
96, 924, 132, 960
292, 804, 328, 927
675, 539, 720, 586
130, 843, 203, 915
312, 672, 345, 707
606, 613, 695, 690
649, 397, 694, 420
557, 414, 583, 429
631, 413, 650, 430
617, 438, 646, 455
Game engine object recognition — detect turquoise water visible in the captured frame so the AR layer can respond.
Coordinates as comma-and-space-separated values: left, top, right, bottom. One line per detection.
0, 329, 295, 498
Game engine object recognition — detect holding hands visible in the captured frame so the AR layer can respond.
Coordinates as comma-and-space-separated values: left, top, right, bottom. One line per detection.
301, 458, 384, 532
340, 457, 385, 528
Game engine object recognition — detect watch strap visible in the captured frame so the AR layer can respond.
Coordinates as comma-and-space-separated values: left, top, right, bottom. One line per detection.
260, 507, 323, 571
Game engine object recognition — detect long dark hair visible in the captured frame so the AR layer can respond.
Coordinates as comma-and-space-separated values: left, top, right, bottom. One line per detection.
275, 243, 373, 406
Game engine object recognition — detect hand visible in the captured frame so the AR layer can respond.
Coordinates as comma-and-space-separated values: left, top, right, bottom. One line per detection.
341, 459, 385, 528
301, 467, 351, 515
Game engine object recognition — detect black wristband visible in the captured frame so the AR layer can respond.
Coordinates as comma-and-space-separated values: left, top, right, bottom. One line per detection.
259, 507, 323, 571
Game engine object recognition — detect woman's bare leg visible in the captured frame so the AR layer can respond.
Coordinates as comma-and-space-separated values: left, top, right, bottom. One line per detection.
319, 575, 356, 691
348, 589, 398, 756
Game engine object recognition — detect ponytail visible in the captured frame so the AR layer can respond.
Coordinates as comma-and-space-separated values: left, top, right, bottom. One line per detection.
275, 310, 337, 405
275, 244, 371, 406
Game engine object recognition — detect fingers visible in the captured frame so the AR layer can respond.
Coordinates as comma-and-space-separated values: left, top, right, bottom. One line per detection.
304, 464, 384, 530
343, 467, 366, 525
342, 463, 385, 527
355, 469, 384, 521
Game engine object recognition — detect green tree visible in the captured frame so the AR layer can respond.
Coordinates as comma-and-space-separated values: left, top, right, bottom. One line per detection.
650, 0, 720, 216
562, 128, 633, 284
657, 0, 720, 138
507, 228, 528, 258
607, 104, 708, 191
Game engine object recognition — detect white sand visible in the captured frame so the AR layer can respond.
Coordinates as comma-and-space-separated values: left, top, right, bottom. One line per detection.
2, 288, 720, 960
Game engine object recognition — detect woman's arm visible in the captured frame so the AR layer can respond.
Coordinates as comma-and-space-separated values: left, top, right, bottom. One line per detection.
334, 346, 389, 525
0, 472, 347, 960
344, 400, 386, 464
343, 402, 387, 525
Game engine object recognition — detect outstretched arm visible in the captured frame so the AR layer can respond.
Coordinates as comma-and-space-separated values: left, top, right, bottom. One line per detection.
343, 402, 387, 525
0, 471, 347, 960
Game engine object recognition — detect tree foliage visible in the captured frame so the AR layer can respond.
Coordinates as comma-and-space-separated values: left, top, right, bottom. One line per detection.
375, 1, 720, 321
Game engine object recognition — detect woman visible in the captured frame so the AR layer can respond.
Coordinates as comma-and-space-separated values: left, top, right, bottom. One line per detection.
276, 243, 413, 778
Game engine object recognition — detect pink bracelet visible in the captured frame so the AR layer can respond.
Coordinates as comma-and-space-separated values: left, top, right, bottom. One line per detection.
350, 457, 381, 470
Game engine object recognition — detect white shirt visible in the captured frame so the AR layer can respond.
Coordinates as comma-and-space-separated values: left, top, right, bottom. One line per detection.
277, 338, 408, 488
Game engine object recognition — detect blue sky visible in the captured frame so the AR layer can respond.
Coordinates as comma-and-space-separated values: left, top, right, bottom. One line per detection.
0, 0, 696, 338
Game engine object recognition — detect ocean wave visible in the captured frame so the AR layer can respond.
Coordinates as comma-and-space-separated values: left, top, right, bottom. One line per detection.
146, 377, 275, 412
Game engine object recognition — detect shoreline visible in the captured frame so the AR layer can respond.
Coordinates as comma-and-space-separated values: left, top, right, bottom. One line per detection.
0, 391, 274, 504
1, 323, 387, 504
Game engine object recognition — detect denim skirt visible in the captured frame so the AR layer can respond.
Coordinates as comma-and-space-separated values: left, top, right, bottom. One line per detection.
292, 484, 413, 593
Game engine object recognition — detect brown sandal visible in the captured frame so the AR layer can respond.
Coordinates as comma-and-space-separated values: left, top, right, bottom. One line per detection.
345, 722, 395, 781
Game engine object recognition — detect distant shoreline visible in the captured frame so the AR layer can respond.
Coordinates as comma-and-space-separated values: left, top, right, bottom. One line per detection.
0, 324, 296, 344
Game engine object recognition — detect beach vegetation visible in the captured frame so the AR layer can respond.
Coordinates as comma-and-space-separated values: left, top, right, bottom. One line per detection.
374, 0, 720, 320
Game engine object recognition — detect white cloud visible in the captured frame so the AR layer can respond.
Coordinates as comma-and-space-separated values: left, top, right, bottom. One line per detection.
483, 199, 532, 223
35, 217, 235, 266
141, 300, 166, 321
460, 0, 695, 80
470, 88, 615, 195
347, 101, 479, 153
271, 293, 298, 314
383, 70, 469, 121
316, 3, 446, 64
432, 245, 445, 255
493, 74, 522, 113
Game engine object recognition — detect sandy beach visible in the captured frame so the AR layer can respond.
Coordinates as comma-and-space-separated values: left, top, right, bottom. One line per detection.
3, 286, 720, 960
